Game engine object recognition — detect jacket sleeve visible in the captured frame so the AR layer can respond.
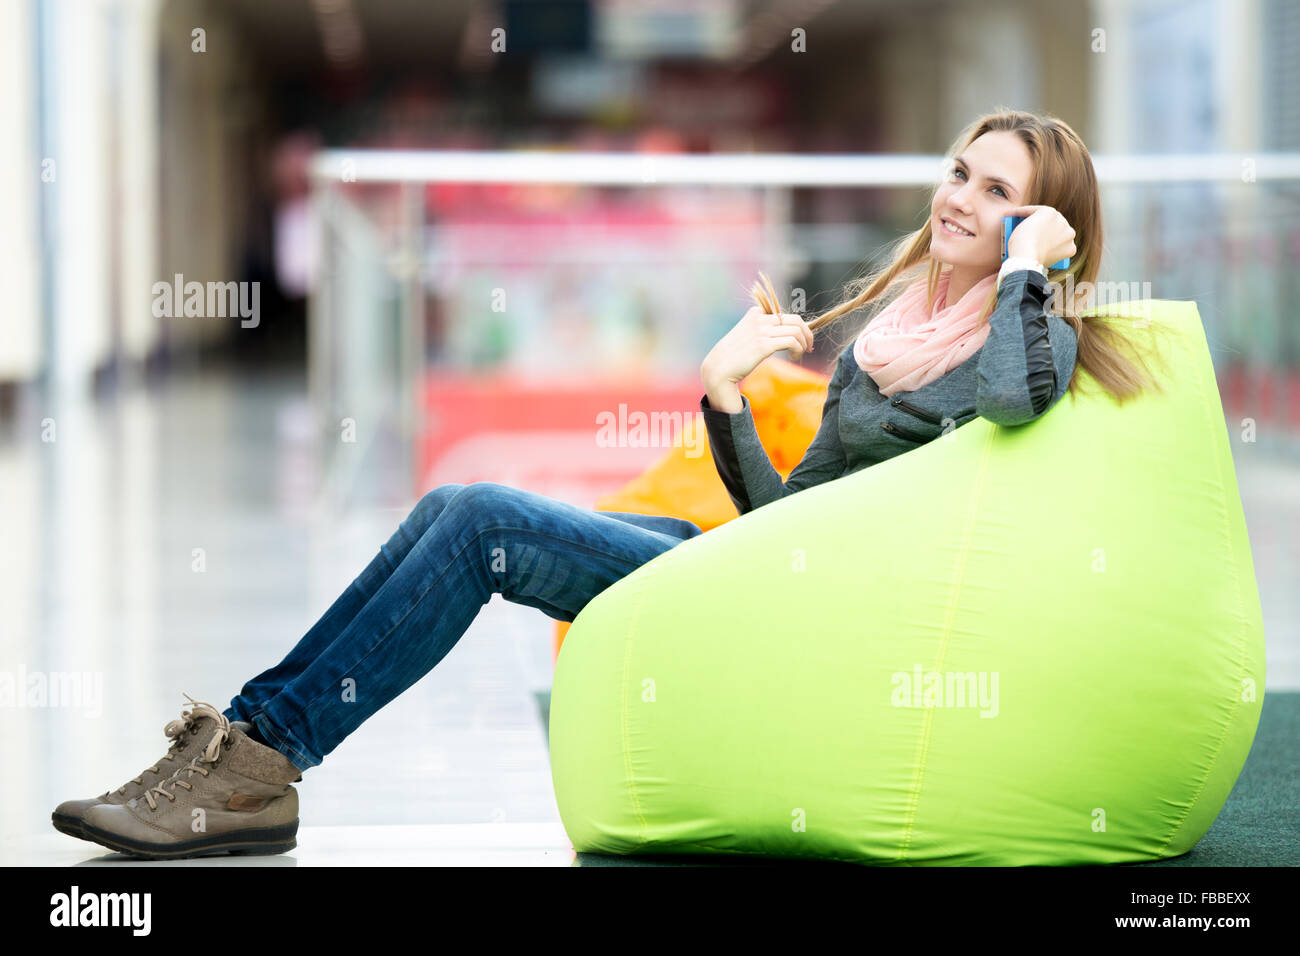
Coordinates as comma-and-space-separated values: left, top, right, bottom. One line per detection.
976, 268, 1078, 426
699, 349, 852, 516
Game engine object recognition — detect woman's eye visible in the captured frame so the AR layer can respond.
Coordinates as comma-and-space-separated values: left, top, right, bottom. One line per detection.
953, 167, 1007, 198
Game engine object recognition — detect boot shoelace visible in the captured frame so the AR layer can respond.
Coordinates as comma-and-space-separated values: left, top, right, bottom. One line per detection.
139, 711, 233, 812
111, 693, 225, 797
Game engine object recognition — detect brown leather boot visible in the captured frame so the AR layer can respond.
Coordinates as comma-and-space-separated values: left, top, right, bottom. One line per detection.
79, 714, 303, 859
51, 694, 225, 840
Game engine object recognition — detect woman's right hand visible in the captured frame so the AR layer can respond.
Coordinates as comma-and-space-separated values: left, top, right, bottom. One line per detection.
700, 306, 816, 387
1004, 204, 1077, 268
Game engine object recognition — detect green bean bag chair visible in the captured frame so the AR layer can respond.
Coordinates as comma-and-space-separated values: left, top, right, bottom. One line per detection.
548, 298, 1265, 866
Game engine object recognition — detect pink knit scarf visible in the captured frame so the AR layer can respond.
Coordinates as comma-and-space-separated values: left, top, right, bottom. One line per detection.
853, 269, 998, 397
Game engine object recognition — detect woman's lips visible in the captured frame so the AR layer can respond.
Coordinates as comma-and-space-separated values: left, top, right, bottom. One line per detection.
940, 218, 975, 237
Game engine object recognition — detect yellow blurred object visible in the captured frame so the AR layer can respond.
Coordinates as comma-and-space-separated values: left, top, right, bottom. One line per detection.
552, 356, 832, 663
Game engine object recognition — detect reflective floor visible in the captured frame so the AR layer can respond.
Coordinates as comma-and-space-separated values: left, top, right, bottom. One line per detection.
0, 363, 566, 866
8, 824, 576, 867
1, 362, 1297, 866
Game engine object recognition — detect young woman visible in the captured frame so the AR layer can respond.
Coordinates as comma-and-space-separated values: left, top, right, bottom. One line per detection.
700, 108, 1165, 517
53, 108, 1165, 859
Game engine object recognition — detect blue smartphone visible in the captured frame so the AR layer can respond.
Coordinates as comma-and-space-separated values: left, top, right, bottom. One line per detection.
1002, 216, 1069, 270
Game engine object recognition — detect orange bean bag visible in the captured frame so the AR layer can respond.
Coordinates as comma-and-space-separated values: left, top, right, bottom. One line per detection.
553, 356, 832, 662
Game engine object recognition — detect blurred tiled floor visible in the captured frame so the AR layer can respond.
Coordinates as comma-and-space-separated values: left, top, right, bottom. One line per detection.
1, 363, 1296, 866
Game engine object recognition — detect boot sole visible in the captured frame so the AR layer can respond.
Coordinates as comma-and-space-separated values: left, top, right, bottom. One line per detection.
51, 812, 88, 840
79, 819, 299, 860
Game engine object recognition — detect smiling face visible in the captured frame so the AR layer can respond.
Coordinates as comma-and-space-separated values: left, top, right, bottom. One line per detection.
929, 130, 1035, 276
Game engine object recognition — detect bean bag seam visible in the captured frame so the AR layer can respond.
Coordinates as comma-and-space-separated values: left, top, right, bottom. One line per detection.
1155, 310, 1254, 858
896, 419, 998, 862
620, 558, 657, 847
616, 841, 867, 867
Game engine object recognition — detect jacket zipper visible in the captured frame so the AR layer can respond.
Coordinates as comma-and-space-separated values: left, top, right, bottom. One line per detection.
890, 396, 943, 424
881, 421, 928, 443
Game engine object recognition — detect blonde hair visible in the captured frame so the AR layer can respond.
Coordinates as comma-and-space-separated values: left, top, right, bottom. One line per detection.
752, 107, 1171, 405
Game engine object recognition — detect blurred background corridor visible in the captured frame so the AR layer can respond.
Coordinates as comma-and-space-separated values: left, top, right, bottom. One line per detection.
0, 0, 1297, 865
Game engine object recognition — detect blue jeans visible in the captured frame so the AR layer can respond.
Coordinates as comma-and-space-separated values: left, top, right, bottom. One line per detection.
222, 482, 704, 772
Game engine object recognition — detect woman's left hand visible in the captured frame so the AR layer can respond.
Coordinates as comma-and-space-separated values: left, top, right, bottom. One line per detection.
1005, 205, 1077, 267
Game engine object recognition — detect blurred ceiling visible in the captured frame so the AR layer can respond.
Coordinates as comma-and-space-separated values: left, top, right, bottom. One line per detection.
219, 0, 480, 76
212, 0, 918, 79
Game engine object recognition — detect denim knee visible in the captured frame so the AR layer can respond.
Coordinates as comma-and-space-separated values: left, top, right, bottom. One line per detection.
410, 482, 467, 529
446, 481, 518, 526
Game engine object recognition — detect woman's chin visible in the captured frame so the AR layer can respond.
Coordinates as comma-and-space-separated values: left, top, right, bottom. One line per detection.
929, 250, 995, 273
